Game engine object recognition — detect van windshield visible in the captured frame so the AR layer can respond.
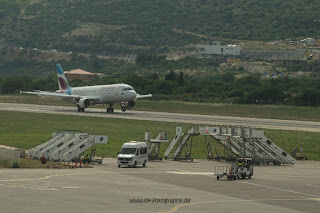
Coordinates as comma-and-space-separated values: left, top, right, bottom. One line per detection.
120, 148, 136, 154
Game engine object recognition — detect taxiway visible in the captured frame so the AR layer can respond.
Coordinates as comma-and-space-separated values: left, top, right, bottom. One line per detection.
0, 103, 320, 132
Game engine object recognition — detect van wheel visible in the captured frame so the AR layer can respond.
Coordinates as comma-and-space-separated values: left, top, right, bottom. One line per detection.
118, 165, 120, 168
143, 160, 146, 167
133, 161, 137, 168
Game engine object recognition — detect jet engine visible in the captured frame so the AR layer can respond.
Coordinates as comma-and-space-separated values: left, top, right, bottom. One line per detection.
78, 98, 91, 108
126, 101, 135, 108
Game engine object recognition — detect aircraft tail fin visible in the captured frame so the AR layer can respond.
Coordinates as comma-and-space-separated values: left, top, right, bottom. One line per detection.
56, 64, 71, 93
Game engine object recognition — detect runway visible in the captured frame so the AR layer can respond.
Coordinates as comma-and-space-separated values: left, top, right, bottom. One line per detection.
0, 103, 320, 132
0, 159, 319, 213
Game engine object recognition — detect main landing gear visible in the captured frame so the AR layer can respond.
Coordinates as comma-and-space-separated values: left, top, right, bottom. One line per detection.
78, 107, 85, 112
106, 104, 114, 113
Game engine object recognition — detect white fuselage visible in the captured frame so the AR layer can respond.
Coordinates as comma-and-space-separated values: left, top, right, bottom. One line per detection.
59, 83, 137, 105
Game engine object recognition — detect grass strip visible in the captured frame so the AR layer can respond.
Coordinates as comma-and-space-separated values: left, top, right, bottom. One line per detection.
0, 111, 319, 161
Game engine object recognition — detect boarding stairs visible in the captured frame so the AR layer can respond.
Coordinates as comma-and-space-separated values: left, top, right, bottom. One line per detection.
49, 133, 88, 161
28, 132, 108, 162
60, 135, 96, 162
164, 127, 196, 161
145, 131, 168, 161
164, 127, 183, 159
38, 132, 75, 159
29, 132, 65, 159
200, 126, 295, 165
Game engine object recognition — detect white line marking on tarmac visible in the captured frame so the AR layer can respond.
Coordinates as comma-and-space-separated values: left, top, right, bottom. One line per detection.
309, 198, 320, 201
0, 171, 168, 182
176, 169, 190, 172
1, 184, 58, 191
306, 184, 319, 188
167, 171, 215, 175
1, 107, 42, 111
61, 186, 83, 189
239, 181, 320, 198
170, 169, 216, 177
171, 169, 320, 198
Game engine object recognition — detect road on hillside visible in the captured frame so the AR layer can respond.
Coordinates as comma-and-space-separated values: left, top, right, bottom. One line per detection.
0, 103, 319, 132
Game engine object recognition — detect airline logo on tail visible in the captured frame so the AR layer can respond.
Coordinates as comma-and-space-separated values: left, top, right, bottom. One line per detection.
57, 64, 71, 94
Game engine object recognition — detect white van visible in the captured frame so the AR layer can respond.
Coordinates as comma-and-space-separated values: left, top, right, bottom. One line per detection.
117, 141, 148, 168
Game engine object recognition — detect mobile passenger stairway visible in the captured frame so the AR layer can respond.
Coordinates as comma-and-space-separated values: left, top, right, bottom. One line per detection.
199, 126, 295, 165
145, 131, 168, 161
164, 126, 198, 161
28, 131, 108, 162
163, 126, 295, 165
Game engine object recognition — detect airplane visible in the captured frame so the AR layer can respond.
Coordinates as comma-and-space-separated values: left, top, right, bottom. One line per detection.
20, 64, 152, 113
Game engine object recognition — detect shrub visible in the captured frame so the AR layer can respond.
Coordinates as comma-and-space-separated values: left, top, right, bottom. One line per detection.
11, 161, 20, 168
0, 160, 10, 168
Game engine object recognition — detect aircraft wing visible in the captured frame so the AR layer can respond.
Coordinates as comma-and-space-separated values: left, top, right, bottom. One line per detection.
135, 93, 153, 99
20, 90, 99, 101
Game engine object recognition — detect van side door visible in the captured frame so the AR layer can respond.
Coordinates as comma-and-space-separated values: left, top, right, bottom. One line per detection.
140, 147, 148, 162
136, 148, 141, 164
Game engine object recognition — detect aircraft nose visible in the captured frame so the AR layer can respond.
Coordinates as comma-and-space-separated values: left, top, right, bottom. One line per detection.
130, 90, 137, 99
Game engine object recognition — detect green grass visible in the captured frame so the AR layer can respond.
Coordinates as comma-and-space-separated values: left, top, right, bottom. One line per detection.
20, 158, 48, 168
2, 94, 320, 121
135, 100, 320, 122
0, 160, 10, 168
0, 111, 319, 161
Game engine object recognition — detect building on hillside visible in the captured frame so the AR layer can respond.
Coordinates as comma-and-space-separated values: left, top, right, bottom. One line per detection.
304, 38, 316, 43
242, 49, 307, 66
64, 69, 104, 81
196, 41, 242, 62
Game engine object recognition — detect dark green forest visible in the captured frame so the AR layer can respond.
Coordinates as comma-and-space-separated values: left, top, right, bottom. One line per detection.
1, 0, 320, 55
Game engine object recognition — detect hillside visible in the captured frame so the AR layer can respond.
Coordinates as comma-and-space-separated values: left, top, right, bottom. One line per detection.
1, 0, 319, 56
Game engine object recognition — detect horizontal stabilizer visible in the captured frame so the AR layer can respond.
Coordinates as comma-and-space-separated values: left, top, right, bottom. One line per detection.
20, 90, 80, 99
20, 90, 99, 101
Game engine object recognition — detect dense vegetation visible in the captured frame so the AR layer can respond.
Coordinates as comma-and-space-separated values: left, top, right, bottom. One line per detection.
1, 0, 320, 55
1, 56, 320, 106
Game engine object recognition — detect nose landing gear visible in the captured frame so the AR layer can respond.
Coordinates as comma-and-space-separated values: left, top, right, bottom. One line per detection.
121, 102, 126, 112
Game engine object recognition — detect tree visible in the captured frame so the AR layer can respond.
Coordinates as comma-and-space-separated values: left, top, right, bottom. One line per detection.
178, 72, 184, 86
299, 88, 320, 106
165, 70, 177, 82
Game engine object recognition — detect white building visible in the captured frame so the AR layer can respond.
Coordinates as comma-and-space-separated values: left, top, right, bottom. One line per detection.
305, 38, 316, 43
196, 41, 242, 58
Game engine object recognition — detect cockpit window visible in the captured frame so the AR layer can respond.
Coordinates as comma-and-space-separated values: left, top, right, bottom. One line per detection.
122, 87, 133, 91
